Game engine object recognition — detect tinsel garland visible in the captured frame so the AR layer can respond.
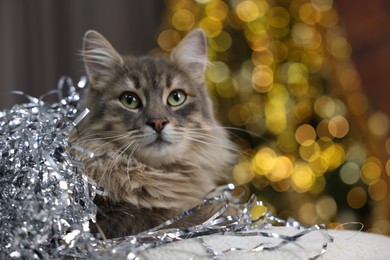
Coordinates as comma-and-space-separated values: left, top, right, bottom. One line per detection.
0, 77, 333, 259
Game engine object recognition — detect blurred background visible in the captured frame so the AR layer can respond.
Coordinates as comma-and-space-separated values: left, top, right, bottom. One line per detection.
1, 0, 389, 235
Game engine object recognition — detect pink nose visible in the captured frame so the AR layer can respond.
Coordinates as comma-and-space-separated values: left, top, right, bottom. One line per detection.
146, 118, 169, 133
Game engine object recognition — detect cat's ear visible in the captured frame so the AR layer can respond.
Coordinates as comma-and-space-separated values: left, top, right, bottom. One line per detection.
171, 29, 208, 84
82, 30, 124, 85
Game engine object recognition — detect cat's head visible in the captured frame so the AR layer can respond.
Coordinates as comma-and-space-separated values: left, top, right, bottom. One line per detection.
79, 29, 228, 168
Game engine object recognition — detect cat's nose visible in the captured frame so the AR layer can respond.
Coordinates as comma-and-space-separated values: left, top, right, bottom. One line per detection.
146, 118, 169, 133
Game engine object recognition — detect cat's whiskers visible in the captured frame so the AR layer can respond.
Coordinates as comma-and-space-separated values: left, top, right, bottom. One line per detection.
185, 130, 239, 152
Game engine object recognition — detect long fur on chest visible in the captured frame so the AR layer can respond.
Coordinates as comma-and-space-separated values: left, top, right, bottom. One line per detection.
78, 141, 223, 210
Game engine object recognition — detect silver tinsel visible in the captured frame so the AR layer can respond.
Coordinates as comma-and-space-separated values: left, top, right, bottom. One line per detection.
0, 77, 333, 259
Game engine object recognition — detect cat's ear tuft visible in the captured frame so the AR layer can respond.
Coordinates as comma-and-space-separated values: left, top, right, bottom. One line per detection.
171, 29, 208, 84
82, 30, 124, 85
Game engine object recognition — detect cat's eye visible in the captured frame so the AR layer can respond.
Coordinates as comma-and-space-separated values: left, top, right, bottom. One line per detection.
167, 90, 186, 107
119, 92, 141, 109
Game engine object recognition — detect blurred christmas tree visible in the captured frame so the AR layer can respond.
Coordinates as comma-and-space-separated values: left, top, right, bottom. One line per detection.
157, 0, 390, 234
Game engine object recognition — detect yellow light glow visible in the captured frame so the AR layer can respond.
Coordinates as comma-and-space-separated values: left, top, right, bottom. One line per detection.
302, 51, 324, 72
247, 31, 271, 51
328, 36, 351, 60
292, 23, 316, 46
295, 124, 316, 145
309, 153, 329, 174
286, 62, 309, 85
292, 164, 315, 192
347, 187, 367, 209
199, 16, 223, 37
368, 112, 390, 137
323, 143, 345, 169
268, 41, 289, 62
368, 179, 388, 201
252, 147, 277, 175
205, 0, 228, 21
294, 100, 313, 121
299, 141, 320, 161
299, 3, 321, 25
158, 30, 181, 52
233, 162, 254, 185
268, 156, 293, 181
298, 202, 317, 225
236, 0, 260, 22
319, 8, 338, 27
310, 175, 326, 194
311, 0, 334, 12
268, 83, 289, 105
209, 31, 232, 52
171, 9, 195, 31
247, 17, 270, 34
361, 157, 382, 185
268, 7, 290, 28
386, 159, 390, 177
252, 65, 274, 92
314, 96, 335, 118
206, 61, 231, 83
252, 49, 274, 66
278, 129, 298, 153
271, 178, 291, 192
328, 115, 349, 138
265, 104, 287, 134
216, 78, 238, 99
316, 196, 337, 220
228, 104, 250, 126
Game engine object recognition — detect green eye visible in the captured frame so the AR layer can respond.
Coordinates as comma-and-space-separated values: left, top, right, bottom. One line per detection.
120, 92, 141, 109
167, 90, 186, 107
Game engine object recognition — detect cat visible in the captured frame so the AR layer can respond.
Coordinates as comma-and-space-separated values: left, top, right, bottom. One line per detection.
70, 29, 236, 239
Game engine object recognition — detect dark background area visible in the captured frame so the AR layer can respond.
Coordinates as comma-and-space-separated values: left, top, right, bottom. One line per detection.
0, 0, 389, 112
336, 0, 390, 116
0, 0, 164, 108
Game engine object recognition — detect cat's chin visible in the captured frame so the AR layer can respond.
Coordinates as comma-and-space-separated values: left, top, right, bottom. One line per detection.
135, 141, 185, 168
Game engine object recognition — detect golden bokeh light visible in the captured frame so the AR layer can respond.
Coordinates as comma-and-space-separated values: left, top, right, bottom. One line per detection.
268, 7, 290, 28
316, 196, 337, 220
233, 162, 254, 185
361, 157, 382, 185
235, 0, 260, 22
157, 29, 181, 51
171, 9, 195, 31
328, 115, 349, 138
207, 61, 231, 83
347, 187, 367, 209
295, 124, 316, 145
299, 3, 321, 25
368, 179, 388, 201
205, 0, 228, 21
199, 16, 223, 37
299, 202, 317, 225
252, 65, 274, 92
252, 147, 277, 175
291, 163, 315, 192
368, 112, 390, 137
311, 0, 334, 12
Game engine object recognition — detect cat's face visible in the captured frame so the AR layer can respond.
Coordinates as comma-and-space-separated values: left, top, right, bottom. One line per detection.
80, 30, 217, 167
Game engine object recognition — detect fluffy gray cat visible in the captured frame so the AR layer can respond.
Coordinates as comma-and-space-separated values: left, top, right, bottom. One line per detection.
71, 29, 236, 238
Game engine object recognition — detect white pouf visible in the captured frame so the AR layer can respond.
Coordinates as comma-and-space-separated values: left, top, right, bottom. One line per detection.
138, 228, 390, 259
